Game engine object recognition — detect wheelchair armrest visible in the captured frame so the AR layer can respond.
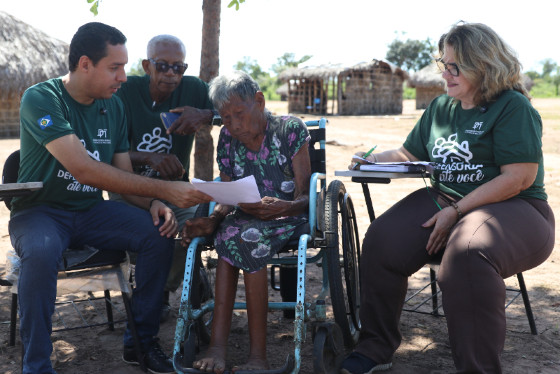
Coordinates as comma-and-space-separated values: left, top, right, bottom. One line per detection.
309, 172, 326, 237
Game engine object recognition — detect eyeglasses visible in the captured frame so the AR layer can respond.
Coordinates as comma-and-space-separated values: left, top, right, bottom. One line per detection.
436, 58, 460, 77
148, 58, 188, 75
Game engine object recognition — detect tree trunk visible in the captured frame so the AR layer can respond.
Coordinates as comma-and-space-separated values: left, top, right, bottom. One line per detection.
194, 0, 221, 181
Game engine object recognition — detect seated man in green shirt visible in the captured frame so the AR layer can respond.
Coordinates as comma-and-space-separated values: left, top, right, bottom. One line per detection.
113, 34, 221, 322
9, 22, 212, 374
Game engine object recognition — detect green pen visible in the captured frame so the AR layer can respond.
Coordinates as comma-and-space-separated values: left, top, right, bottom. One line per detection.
353, 145, 378, 170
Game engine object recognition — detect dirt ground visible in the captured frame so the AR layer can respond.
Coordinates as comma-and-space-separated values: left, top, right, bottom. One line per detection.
1, 99, 559, 373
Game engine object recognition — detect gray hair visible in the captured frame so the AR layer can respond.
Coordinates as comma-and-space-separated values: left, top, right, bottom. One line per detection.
146, 34, 185, 58
208, 71, 261, 111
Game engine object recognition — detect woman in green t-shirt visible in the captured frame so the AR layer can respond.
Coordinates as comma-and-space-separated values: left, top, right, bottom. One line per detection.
341, 22, 555, 374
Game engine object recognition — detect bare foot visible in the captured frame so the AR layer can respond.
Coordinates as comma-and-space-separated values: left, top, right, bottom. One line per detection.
193, 346, 227, 374
232, 358, 270, 372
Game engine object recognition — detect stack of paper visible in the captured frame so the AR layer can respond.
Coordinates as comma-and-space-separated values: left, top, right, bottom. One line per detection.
356, 161, 435, 174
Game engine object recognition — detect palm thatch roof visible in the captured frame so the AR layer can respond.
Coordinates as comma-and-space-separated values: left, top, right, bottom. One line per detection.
408, 62, 446, 89
0, 11, 68, 99
342, 59, 409, 80
278, 64, 347, 81
279, 59, 409, 81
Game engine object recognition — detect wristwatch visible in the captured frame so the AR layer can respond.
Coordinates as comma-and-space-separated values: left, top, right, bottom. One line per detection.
210, 109, 222, 126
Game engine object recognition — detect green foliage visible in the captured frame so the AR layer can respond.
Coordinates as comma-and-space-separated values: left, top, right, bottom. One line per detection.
234, 57, 268, 80
403, 85, 416, 100
386, 34, 436, 72
127, 58, 145, 76
540, 58, 557, 78
525, 70, 540, 80
233, 57, 280, 100
528, 59, 560, 97
227, 0, 246, 11
87, 0, 100, 15
234, 53, 313, 101
271, 53, 312, 75
530, 79, 558, 98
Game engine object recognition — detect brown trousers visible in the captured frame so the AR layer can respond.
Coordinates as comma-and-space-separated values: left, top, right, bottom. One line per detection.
355, 188, 555, 373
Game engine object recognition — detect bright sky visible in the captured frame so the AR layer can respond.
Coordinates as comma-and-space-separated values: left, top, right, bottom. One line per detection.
2, 0, 558, 75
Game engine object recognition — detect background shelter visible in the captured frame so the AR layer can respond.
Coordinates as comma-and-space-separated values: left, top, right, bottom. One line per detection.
0, 11, 68, 138
336, 59, 408, 115
407, 62, 446, 109
280, 60, 408, 116
279, 65, 345, 115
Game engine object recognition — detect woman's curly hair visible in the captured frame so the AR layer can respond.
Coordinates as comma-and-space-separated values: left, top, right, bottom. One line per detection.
440, 22, 530, 106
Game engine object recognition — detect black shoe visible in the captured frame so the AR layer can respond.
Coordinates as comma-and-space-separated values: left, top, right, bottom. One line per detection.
123, 341, 174, 374
160, 291, 171, 323
340, 352, 392, 374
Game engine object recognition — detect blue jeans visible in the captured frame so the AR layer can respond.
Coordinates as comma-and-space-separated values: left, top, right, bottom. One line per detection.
9, 201, 174, 374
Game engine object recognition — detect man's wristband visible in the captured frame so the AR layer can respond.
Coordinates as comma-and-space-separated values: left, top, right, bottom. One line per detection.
450, 201, 463, 219
149, 199, 158, 208
210, 109, 222, 126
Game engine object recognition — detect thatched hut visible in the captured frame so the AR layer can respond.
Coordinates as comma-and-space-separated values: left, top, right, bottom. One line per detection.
279, 60, 408, 116
337, 59, 409, 115
408, 62, 446, 109
275, 82, 289, 101
0, 11, 68, 138
408, 63, 536, 110
278, 65, 345, 115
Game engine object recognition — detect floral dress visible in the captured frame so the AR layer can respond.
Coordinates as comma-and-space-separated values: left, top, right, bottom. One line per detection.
214, 114, 311, 272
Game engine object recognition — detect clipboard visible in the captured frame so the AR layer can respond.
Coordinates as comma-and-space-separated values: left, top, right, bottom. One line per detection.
160, 112, 180, 129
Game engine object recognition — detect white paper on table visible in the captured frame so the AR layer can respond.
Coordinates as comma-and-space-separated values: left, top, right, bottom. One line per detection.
191, 175, 261, 206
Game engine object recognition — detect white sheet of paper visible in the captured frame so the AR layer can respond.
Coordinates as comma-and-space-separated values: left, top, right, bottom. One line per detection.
191, 175, 261, 206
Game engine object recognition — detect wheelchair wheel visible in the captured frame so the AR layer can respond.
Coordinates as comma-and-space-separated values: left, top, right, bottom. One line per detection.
324, 179, 361, 348
312, 322, 344, 374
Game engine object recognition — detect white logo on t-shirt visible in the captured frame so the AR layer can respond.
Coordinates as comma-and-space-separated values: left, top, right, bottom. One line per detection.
137, 128, 172, 154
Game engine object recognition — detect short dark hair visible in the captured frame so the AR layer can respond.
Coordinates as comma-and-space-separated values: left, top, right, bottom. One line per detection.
68, 22, 127, 72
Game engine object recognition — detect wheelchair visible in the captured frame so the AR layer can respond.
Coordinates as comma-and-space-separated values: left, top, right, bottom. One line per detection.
172, 118, 361, 373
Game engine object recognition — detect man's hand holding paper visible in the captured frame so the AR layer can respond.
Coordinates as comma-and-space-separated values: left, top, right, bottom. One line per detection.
191, 175, 261, 206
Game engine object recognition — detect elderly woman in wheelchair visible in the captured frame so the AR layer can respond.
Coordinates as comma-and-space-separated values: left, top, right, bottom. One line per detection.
180, 71, 311, 373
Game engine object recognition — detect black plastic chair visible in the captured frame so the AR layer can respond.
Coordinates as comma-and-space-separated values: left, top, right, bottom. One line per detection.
350, 176, 539, 336
403, 257, 537, 335
1, 150, 145, 370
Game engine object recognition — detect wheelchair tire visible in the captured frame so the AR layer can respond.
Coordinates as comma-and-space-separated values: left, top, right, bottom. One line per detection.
324, 179, 361, 348
312, 322, 345, 374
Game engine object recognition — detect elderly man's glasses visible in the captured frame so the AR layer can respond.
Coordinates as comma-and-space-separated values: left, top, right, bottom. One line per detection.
436, 58, 460, 77
148, 58, 188, 75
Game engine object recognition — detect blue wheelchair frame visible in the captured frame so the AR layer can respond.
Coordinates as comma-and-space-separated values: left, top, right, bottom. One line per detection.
172, 118, 361, 373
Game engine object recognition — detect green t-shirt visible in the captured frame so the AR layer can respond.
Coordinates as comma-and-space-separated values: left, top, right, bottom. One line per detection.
403, 91, 546, 200
115, 75, 213, 181
12, 78, 129, 214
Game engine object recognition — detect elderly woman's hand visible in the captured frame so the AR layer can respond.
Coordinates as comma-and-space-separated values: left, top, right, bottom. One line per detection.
239, 196, 291, 220
422, 207, 460, 255
180, 216, 219, 247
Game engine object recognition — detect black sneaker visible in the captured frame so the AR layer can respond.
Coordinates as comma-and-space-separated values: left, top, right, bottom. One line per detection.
123, 341, 174, 374
340, 352, 392, 374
